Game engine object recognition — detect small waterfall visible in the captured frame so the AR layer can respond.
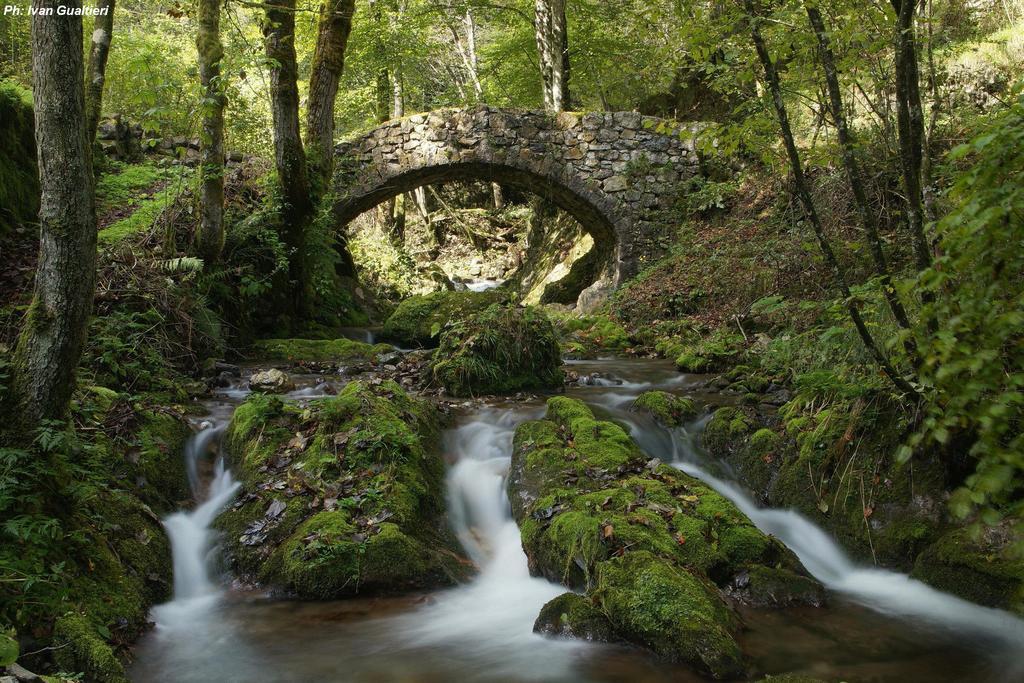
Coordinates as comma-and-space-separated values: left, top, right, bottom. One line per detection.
393, 408, 584, 679
158, 424, 240, 610
618, 415, 1024, 660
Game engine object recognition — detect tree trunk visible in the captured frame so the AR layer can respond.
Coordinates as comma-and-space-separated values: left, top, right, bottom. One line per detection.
743, 0, 919, 398
891, 0, 931, 273
197, 0, 226, 264
305, 0, 356, 192
14, 0, 98, 427
264, 0, 313, 300
84, 0, 114, 142
805, 5, 920, 365
534, 0, 570, 112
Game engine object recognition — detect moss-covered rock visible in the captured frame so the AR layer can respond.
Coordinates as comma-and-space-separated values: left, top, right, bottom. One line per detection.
912, 524, 1024, 615
673, 331, 744, 373
430, 304, 563, 397
510, 397, 819, 674
595, 551, 744, 678
533, 592, 615, 642
381, 289, 507, 348
549, 313, 634, 359
53, 613, 127, 683
631, 391, 698, 428
217, 380, 470, 597
251, 337, 393, 364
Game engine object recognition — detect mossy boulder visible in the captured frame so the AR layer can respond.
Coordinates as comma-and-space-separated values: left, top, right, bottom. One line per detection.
45, 487, 176, 683
912, 524, 1024, 615
631, 391, 698, 428
217, 380, 470, 597
430, 304, 563, 397
382, 289, 506, 348
509, 397, 819, 675
549, 313, 633, 359
251, 337, 393, 364
533, 592, 615, 642
596, 551, 744, 677
673, 331, 744, 373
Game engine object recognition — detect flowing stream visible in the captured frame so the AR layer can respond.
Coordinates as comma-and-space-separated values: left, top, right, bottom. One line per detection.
131, 358, 1024, 682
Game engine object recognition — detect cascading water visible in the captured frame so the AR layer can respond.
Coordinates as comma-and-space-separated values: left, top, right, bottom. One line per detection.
151, 423, 240, 622
610, 398, 1024, 673
133, 357, 1024, 682
390, 407, 588, 680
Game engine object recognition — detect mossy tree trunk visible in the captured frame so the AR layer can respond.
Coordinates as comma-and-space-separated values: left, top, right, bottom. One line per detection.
84, 0, 114, 142
196, 0, 226, 264
264, 0, 314, 304
305, 0, 356, 193
14, 0, 98, 427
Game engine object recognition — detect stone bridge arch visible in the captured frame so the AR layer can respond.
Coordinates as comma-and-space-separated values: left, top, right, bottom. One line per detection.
332, 106, 698, 292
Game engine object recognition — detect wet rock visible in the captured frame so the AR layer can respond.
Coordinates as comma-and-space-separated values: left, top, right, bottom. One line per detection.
248, 368, 295, 394
508, 397, 819, 675
631, 390, 697, 427
430, 304, 563, 397
534, 593, 615, 642
217, 382, 471, 598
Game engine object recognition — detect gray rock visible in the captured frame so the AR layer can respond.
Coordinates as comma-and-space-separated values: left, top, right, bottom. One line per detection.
248, 368, 295, 394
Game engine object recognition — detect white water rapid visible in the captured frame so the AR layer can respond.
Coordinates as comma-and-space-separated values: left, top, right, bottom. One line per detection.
617, 411, 1024, 671
151, 423, 240, 629
391, 407, 588, 680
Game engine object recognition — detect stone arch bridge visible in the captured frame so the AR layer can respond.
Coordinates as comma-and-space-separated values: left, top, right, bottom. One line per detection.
332, 106, 699, 292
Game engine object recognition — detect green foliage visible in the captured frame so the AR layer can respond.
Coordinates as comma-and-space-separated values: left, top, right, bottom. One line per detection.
909, 93, 1024, 529
431, 304, 563, 397
98, 167, 192, 244
94, 161, 173, 214
0, 79, 37, 236
251, 337, 390, 363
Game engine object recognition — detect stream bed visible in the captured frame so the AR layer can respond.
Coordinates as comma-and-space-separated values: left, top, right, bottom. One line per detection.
129, 358, 1024, 682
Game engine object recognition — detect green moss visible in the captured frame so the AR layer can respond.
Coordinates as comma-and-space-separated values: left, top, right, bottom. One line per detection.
382, 289, 506, 347
912, 526, 1024, 614
94, 161, 172, 213
97, 170, 193, 244
702, 407, 754, 454
251, 337, 392, 363
0, 80, 38, 237
430, 304, 563, 397
131, 410, 191, 512
53, 613, 127, 683
219, 380, 467, 598
673, 331, 744, 373
631, 391, 698, 427
534, 592, 615, 641
595, 552, 744, 678
737, 565, 825, 607
549, 313, 633, 358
